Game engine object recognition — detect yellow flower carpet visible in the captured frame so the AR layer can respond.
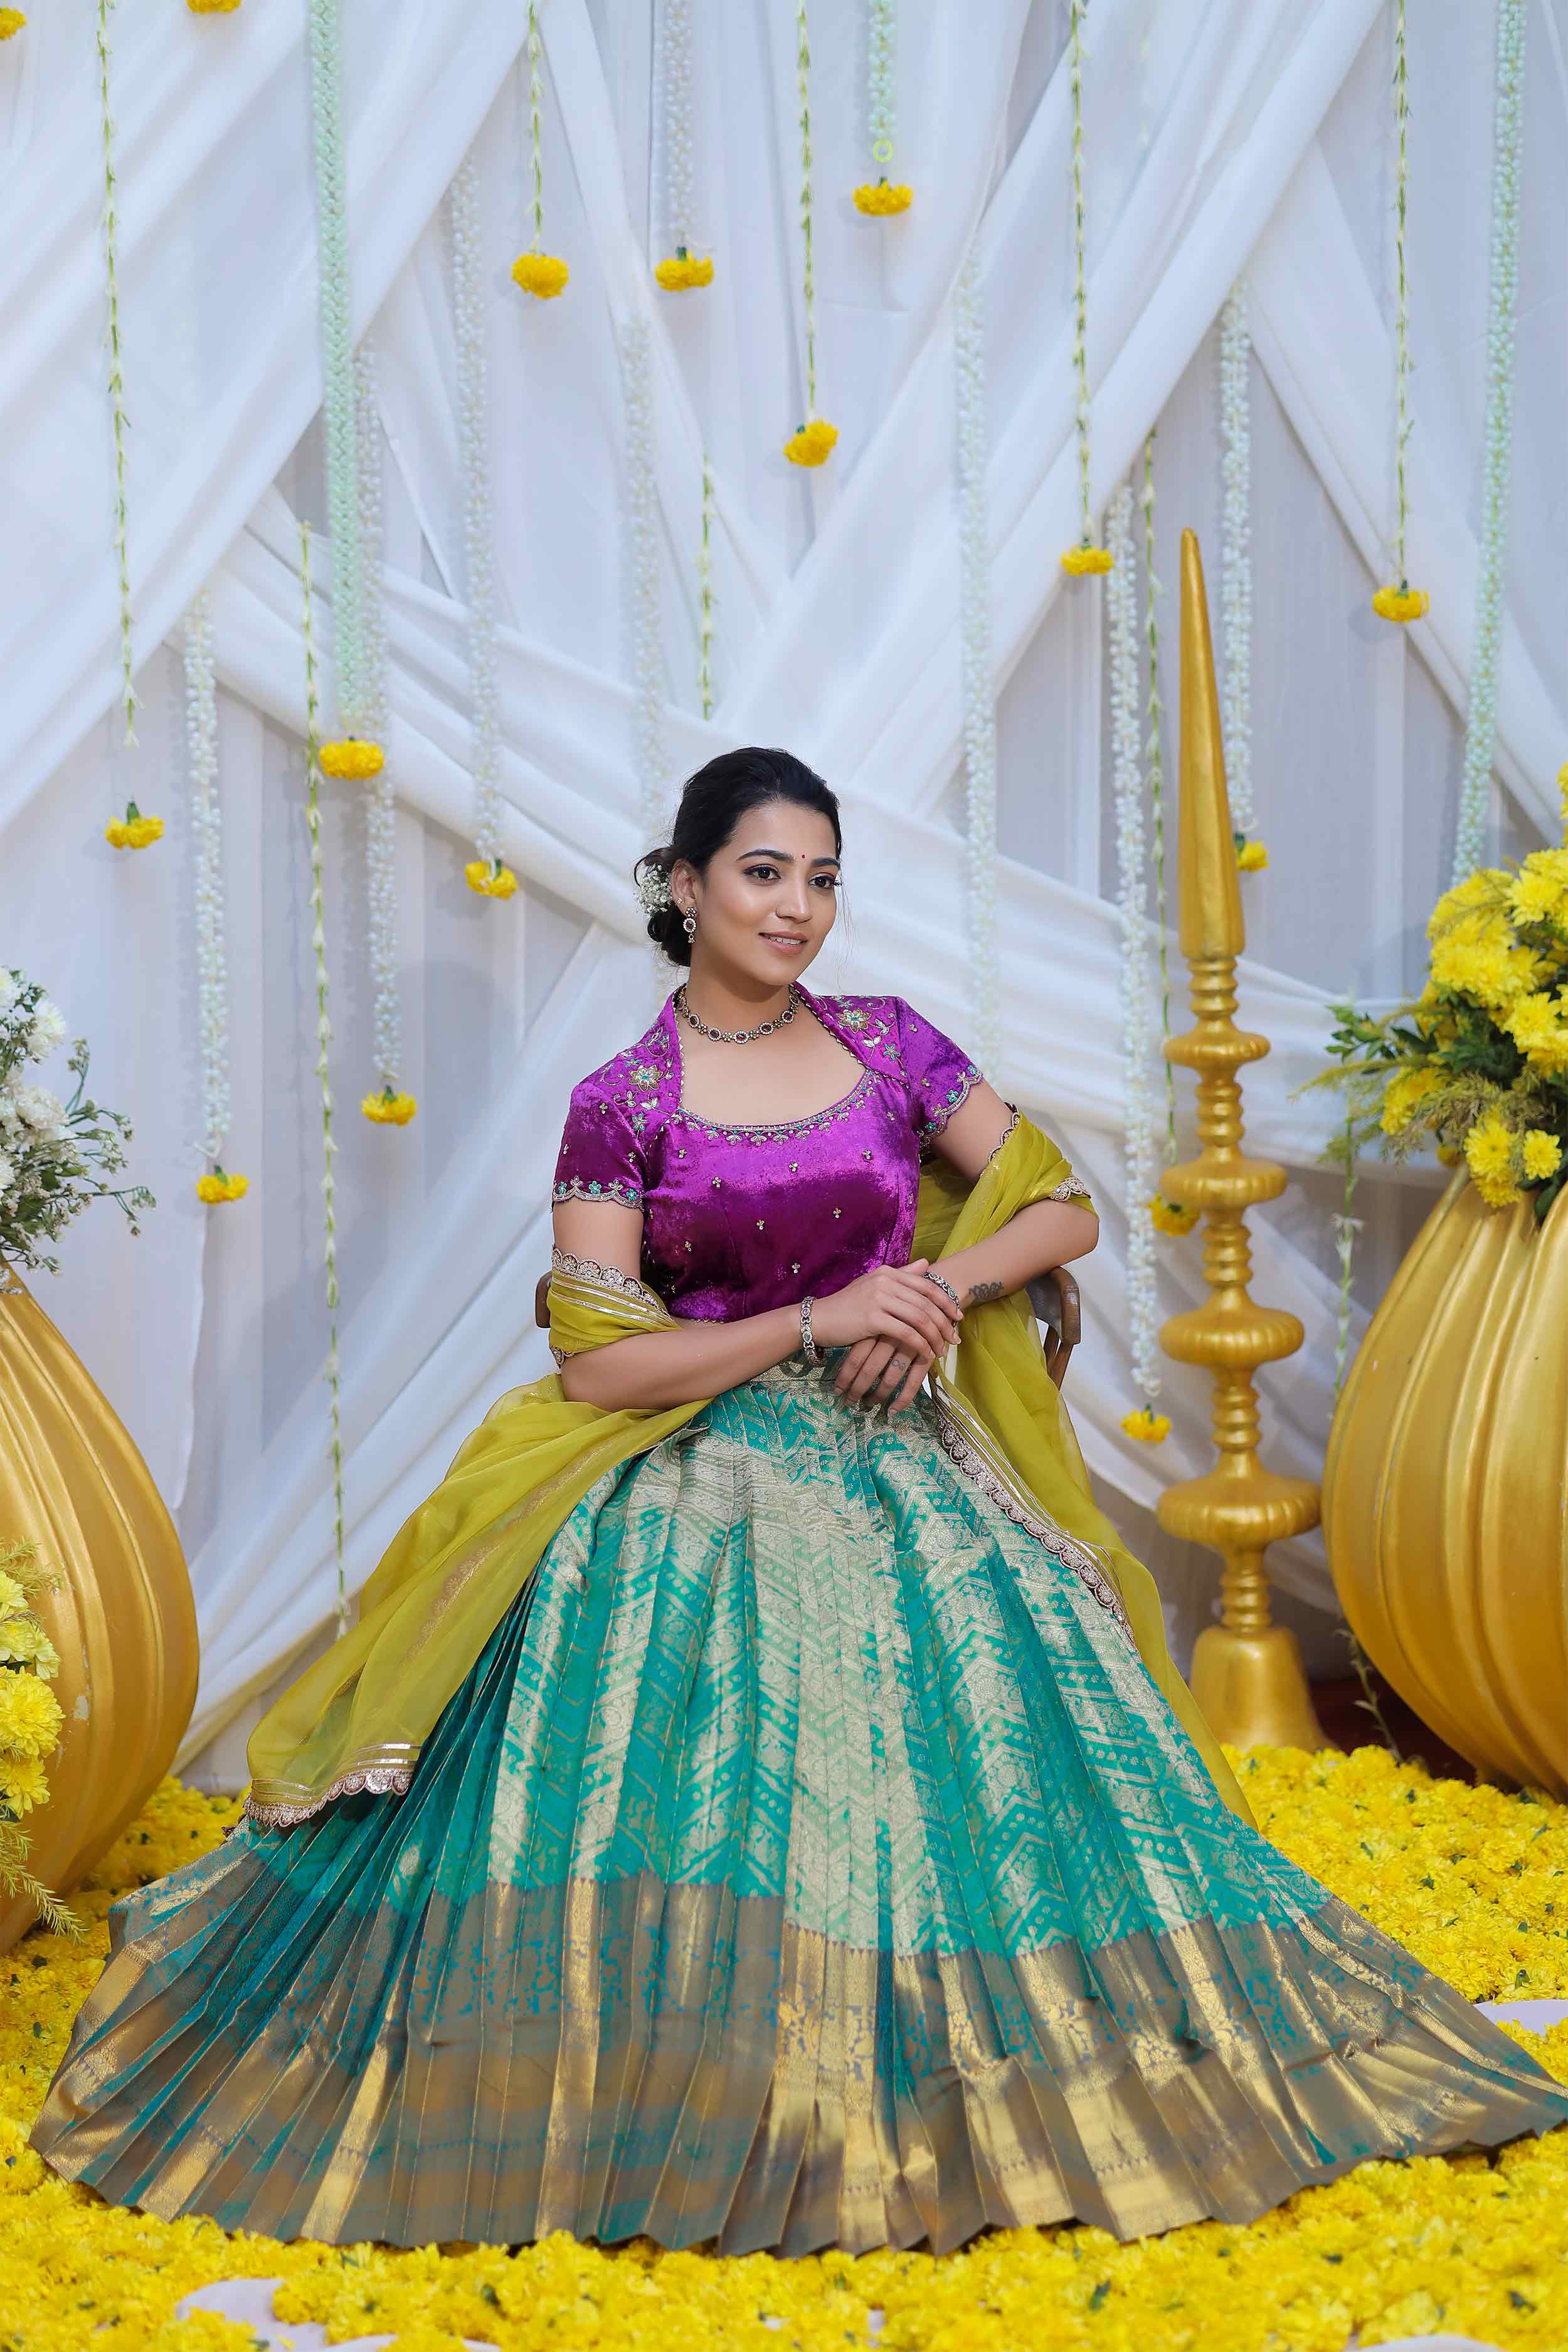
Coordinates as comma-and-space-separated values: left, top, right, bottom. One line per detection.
3, 1749, 1566, 2352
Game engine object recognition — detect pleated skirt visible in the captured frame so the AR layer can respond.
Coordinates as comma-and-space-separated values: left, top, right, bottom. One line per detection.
31, 1353, 1568, 2254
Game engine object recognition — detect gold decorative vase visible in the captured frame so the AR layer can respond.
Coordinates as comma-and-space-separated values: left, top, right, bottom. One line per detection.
1323, 1175, 1568, 1798
0, 1268, 199, 1951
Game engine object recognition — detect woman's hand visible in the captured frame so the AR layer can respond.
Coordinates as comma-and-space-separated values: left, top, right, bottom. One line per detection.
810, 1259, 961, 1415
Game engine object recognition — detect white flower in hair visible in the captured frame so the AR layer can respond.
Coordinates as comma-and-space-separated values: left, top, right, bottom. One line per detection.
637, 864, 674, 915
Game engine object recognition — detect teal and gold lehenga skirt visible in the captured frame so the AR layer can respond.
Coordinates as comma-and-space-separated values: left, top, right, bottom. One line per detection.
31, 1354, 1568, 2255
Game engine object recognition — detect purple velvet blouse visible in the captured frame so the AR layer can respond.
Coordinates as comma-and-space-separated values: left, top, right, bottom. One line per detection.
551, 985, 986, 1322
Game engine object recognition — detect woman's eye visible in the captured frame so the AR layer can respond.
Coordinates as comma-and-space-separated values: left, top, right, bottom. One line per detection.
745, 865, 780, 882
813, 874, 840, 890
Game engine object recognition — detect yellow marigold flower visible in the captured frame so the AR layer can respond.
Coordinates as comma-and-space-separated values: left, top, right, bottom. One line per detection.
0, 1753, 48, 1813
363, 1086, 418, 1126
0, 1572, 24, 1617
0, 6, 26, 31
783, 418, 839, 467
1061, 543, 1113, 576
1559, 757, 1568, 834
1236, 837, 1269, 872
1522, 1128, 1563, 1182
319, 736, 384, 780
1464, 1108, 1523, 1208
187, 0, 242, 11
1121, 1405, 1170, 1442
1148, 1194, 1200, 1237
464, 858, 519, 899
1436, 1143, 1464, 1165
0, 1616, 60, 1677
654, 248, 715, 290
1503, 988, 1568, 1075
195, 1167, 248, 1204
1379, 1063, 1443, 1136
512, 250, 569, 299
1372, 583, 1429, 622
852, 178, 914, 215
0, 1668, 64, 1759
1426, 869, 1503, 936
103, 800, 164, 850
1508, 847, 1568, 929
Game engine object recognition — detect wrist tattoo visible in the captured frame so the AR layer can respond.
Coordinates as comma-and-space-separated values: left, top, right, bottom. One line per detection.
965, 1279, 1005, 1306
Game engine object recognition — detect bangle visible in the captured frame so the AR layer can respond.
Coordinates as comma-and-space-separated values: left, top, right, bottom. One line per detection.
799, 1295, 821, 1366
923, 1268, 961, 1311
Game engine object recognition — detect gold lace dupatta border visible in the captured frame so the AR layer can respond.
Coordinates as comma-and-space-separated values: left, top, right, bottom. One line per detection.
246, 1120, 1251, 1830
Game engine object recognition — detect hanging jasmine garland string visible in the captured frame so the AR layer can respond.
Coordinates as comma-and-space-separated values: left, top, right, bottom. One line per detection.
351, 344, 415, 1126
783, 3, 837, 468
95, 0, 135, 748
1061, 0, 1110, 576
184, 592, 245, 1206
1218, 282, 1265, 873
622, 315, 667, 840
299, 521, 348, 1638
1452, 0, 1527, 885
1106, 486, 1167, 1443
512, 6, 569, 299
953, 246, 999, 1074
698, 452, 716, 720
654, 0, 713, 289
1374, 0, 1429, 628
450, 157, 516, 901
1140, 432, 1186, 1211
854, 0, 911, 213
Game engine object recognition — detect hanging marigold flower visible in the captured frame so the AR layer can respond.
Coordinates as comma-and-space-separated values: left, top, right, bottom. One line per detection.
512, 251, 569, 299
186, 0, 242, 11
195, 1168, 249, 1204
1148, 1194, 1200, 1237
319, 737, 384, 780
1372, 583, 1429, 623
852, 179, 913, 215
1121, 1405, 1171, 1443
465, 859, 519, 899
654, 248, 715, 291
103, 801, 164, 850
783, 418, 838, 468
363, 1086, 418, 1126
1236, 836, 1269, 872
0, 9, 26, 34
1061, 543, 1113, 576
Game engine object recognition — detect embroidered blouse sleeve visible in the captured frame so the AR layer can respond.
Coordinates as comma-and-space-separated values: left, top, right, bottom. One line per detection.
892, 999, 983, 1145
552, 1073, 647, 1211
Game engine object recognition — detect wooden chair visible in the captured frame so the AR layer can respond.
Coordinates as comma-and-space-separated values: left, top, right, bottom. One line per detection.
534, 1266, 1080, 1391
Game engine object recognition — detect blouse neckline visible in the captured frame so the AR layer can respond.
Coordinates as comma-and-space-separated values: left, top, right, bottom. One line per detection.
662, 981, 877, 1137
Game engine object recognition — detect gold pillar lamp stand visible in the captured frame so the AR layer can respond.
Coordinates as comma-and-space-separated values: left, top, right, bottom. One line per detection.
1155, 529, 1325, 1752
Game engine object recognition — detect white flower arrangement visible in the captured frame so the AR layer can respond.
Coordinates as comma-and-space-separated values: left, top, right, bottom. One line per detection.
0, 971, 152, 1274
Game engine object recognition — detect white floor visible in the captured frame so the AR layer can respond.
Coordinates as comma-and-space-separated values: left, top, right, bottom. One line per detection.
177, 2001, 1568, 2352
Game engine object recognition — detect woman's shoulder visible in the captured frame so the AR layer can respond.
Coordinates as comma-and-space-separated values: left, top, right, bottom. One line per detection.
565, 1007, 675, 1121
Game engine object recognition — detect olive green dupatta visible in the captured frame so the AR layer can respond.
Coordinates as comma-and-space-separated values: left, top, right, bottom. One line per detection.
246, 1113, 1251, 1831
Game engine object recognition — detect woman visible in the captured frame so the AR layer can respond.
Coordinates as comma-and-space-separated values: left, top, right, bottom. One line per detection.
33, 746, 1567, 2256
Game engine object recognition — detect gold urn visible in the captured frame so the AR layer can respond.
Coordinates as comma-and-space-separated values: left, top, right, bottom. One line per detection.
1323, 1175, 1568, 1798
0, 1268, 199, 1951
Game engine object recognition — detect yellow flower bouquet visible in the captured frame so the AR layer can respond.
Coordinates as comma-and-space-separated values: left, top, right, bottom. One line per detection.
0, 1540, 72, 1932
1319, 852, 1568, 1220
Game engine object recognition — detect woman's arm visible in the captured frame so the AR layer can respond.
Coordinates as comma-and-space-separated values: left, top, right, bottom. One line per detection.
550, 1200, 959, 1412
928, 1081, 1099, 1303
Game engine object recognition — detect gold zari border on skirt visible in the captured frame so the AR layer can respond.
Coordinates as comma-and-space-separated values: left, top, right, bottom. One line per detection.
31, 1858, 1568, 2257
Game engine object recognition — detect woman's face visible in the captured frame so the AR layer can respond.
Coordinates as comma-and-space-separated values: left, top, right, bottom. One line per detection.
674, 800, 841, 992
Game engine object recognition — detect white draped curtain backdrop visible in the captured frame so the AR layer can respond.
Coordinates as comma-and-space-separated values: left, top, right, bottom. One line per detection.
3, 0, 1565, 1786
